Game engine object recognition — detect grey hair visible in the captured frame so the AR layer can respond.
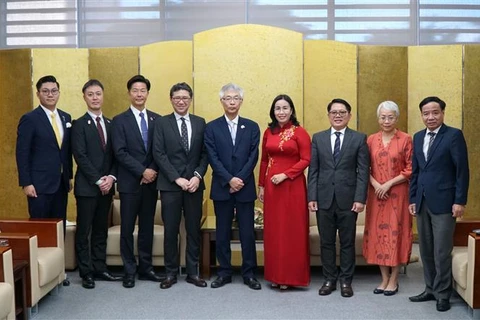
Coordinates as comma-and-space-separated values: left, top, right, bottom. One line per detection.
377, 100, 400, 118
219, 83, 244, 99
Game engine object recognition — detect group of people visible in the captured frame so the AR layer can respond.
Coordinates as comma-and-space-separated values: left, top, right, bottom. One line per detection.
16, 74, 469, 313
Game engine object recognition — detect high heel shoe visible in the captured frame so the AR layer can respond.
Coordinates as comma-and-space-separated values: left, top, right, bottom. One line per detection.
384, 284, 399, 296
270, 283, 279, 288
279, 285, 289, 291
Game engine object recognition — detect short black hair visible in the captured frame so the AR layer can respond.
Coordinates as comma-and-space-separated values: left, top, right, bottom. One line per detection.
268, 94, 300, 132
170, 82, 193, 98
36, 75, 59, 91
419, 96, 446, 111
127, 75, 151, 91
327, 98, 351, 113
82, 79, 104, 93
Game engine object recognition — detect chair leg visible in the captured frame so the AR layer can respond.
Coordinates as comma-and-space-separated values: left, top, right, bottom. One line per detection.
28, 304, 39, 318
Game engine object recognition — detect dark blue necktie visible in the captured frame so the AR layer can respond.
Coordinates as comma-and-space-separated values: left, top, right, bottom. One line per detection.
333, 132, 341, 163
139, 112, 148, 151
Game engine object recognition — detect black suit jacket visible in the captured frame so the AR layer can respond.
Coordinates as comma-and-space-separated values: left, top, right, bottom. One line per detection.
16, 106, 73, 194
153, 113, 208, 191
111, 108, 160, 193
71, 112, 116, 197
308, 127, 370, 210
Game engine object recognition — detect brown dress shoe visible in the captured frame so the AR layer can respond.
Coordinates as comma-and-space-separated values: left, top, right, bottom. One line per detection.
160, 276, 177, 289
340, 283, 354, 297
186, 275, 207, 288
318, 281, 337, 296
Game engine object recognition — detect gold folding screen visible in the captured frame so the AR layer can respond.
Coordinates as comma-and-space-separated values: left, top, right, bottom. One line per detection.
304, 40, 357, 135
0, 25, 479, 220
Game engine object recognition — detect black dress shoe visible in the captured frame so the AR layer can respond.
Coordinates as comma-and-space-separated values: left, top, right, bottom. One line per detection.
95, 271, 122, 281
244, 278, 262, 290
186, 275, 207, 288
82, 275, 95, 289
340, 283, 354, 297
138, 270, 165, 282
63, 278, 71, 286
318, 281, 337, 296
436, 299, 451, 312
373, 288, 385, 294
409, 291, 436, 302
210, 276, 232, 288
123, 274, 135, 288
160, 276, 177, 289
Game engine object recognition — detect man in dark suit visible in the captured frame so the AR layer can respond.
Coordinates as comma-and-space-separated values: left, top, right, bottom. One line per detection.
111, 75, 163, 288
308, 98, 369, 298
408, 96, 469, 312
153, 82, 208, 289
16, 75, 73, 226
204, 83, 261, 290
72, 79, 122, 289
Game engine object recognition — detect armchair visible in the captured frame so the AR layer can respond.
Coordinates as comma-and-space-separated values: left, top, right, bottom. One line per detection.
452, 220, 480, 319
0, 246, 14, 320
0, 219, 65, 310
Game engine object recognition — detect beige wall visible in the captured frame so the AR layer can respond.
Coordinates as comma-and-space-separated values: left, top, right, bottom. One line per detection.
1, 25, 479, 220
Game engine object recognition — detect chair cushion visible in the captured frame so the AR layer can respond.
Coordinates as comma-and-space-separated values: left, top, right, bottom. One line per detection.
107, 225, 165, 256
37, 247, 64, 287
0, 283, 13, 318
452, 247, 468, 290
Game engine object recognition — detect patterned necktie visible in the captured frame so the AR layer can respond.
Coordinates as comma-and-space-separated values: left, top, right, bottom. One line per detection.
426, 132, 436, 161
51, 113, 62, 148
333, 131, 341, 163
180, 117, 189, 152
139, 112, 148, 151
96, 116, 106, 151
228, 121, 236, 146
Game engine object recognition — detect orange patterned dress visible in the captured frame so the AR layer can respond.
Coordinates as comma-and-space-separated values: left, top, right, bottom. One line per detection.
363, 130, 413, 266
259, 123, 311, 286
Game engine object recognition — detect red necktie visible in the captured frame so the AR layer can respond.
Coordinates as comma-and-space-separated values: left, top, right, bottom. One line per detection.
96, 116, 106, 150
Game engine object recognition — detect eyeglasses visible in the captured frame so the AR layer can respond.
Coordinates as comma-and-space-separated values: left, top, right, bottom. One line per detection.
222, 96, 242, 102
328, 110, 348, 117
379, 116, 397, 122
40, 89, 59, 96
172, 96, 191, 102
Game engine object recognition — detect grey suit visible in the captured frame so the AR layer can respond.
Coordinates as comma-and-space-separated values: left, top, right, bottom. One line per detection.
153, 113, 208, 276
308, 127, 369, 284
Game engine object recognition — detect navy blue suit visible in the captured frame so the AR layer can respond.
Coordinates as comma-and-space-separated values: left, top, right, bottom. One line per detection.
409, 124, 469, 300
204, 116, 260, 278
16, 106, 72, 221
111, 108, 160, 276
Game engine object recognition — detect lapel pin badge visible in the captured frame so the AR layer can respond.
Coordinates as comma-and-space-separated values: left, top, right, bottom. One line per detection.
87, 120, 91, 125
241, 125, 245, 129
66, 122, 72, 128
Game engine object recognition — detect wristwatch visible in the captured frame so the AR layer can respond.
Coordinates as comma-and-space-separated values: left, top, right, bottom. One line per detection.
193, 171, 202, 180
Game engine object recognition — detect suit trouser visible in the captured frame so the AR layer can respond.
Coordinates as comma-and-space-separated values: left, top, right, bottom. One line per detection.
213, 198, 257, 279
161, 190, 203, 276
27, 181, 68, 233
417, 199, 456, 300
316, 196, 357, 284
119, 185, 158, 275
75, 194, 112, 278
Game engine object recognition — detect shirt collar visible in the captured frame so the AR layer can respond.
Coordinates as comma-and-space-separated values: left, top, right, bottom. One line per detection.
40, 104, 58, 117
224, 115, 239, 125
174, 112, 190, 121
330, 127, 347, 135
87, 110, 103, 121
426, 125, 442, 135
130, 105, 147, 117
